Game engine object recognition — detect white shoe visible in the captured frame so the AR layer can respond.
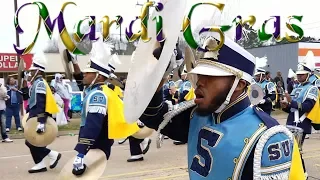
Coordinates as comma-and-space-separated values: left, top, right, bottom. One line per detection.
127, 155, 144, 162
2, 138, 13, 143
28, 160, 47, 173
17, 127, 22, 131
47, 151, 61, 169
141, 138, 150, 149
36, 123, 45, 133
141, 138, 152, 154
5, 128, 9, 132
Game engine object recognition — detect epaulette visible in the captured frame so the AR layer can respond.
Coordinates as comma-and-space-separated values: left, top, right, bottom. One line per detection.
253, 125, 294, 179
252, 105, 279, 129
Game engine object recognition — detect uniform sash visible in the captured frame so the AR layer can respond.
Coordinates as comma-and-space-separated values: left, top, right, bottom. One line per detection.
306, 90, 320, 129
43, 80, 59, 114
184, 87, 195, 101
289, 140, 306, 180
101, 85, 139, 139
114, 86, 123, 98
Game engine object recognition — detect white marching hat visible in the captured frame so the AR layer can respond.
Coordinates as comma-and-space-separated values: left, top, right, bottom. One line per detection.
302, 50, 315, 72
296, 50, 315, 75
101, 43, 124, 88
190, 35, 256, 83
29, 51, 47, 71
254, 56, 268, 76
108, 53, 121, 78
296, 63, 312, 75
82, 35, 112, 78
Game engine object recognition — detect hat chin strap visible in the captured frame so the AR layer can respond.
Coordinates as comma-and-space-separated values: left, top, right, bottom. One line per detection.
30, 69, 39, 83
298, 73, 310, 84
215, 77, 240, 113
88, 73, 99, 88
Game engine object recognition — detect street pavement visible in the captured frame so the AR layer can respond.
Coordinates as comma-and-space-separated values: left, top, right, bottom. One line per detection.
0, 113, 319, 180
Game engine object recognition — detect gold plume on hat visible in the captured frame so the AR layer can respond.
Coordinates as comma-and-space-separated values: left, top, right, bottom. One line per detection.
202, 37, 220, 60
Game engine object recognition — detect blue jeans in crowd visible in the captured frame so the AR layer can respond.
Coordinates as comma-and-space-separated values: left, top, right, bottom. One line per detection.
6, 104, 21, 129
0, 110, 8, 139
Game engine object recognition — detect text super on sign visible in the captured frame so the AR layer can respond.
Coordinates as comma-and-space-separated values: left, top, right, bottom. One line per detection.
0, 53, 33, 71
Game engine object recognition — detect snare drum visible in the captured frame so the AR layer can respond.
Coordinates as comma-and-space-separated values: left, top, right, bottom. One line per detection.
286, 125, 304, 150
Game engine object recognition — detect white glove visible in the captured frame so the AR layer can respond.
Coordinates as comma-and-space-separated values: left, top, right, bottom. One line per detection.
137, 120, 145, 127
259, 99, 266, 104
68, 51, 78, 64
73, 156, 85, 171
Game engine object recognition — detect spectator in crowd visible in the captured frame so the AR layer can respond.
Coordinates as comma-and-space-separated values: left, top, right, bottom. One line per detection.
0, 83, 13, 142
5, 77, 23, 132
276, 81, 285, 109
51, 74, 71, 122
21, 72, 31, 111
274, 71, 285, 91
50, 86, 67, 126
265, 71, 273, 82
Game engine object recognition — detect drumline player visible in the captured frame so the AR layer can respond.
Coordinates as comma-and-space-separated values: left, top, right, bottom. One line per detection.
281, 62, 319, 178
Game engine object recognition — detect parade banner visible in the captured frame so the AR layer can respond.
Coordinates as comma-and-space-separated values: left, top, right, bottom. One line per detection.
14, 1, 305, 55
0, 53, 33, 71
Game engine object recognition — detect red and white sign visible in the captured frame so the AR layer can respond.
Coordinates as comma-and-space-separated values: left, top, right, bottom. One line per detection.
0, 53, 33, 71
298, 43, 320, 69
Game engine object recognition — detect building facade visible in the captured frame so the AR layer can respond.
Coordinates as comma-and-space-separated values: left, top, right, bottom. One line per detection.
0, 53, 132, 81
247, 42, 320, 88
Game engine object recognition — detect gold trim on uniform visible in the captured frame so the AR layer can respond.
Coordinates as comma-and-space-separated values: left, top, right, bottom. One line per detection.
232, 124, 267, 179
216, 93, 247, 124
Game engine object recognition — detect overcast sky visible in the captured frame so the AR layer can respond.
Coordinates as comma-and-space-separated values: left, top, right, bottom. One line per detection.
0, 0, 319, 53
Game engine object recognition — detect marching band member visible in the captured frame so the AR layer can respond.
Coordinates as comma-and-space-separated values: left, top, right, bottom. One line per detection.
303, 51, 320, 87
140, 36, 305, 179
164, 84, 179, 105
70, 44, 114, 175
63, 38, 139, 175
25, 52, 61, 173
300, 51, 320, 134
178, 66, 192, 103
287, 68, 297, 94
254, 57, 276, 115
173, 66, 192, 145
127, 120, 152, 162
281, 62, 319, 178
163, 73, 175, 91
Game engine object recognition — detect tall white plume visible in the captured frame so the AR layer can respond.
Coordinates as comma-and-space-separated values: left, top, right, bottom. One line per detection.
193, 0, 241, 42
90, 33, 112, 63
255, 56, 268, 68
32, 51, 47, 66
288, 68, 296, 78
304, 50, 315, 71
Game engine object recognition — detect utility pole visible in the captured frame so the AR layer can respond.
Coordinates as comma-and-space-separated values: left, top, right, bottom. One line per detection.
14, 0, 20, 65
14, 0, 24, 116
136, 0, 150, 25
